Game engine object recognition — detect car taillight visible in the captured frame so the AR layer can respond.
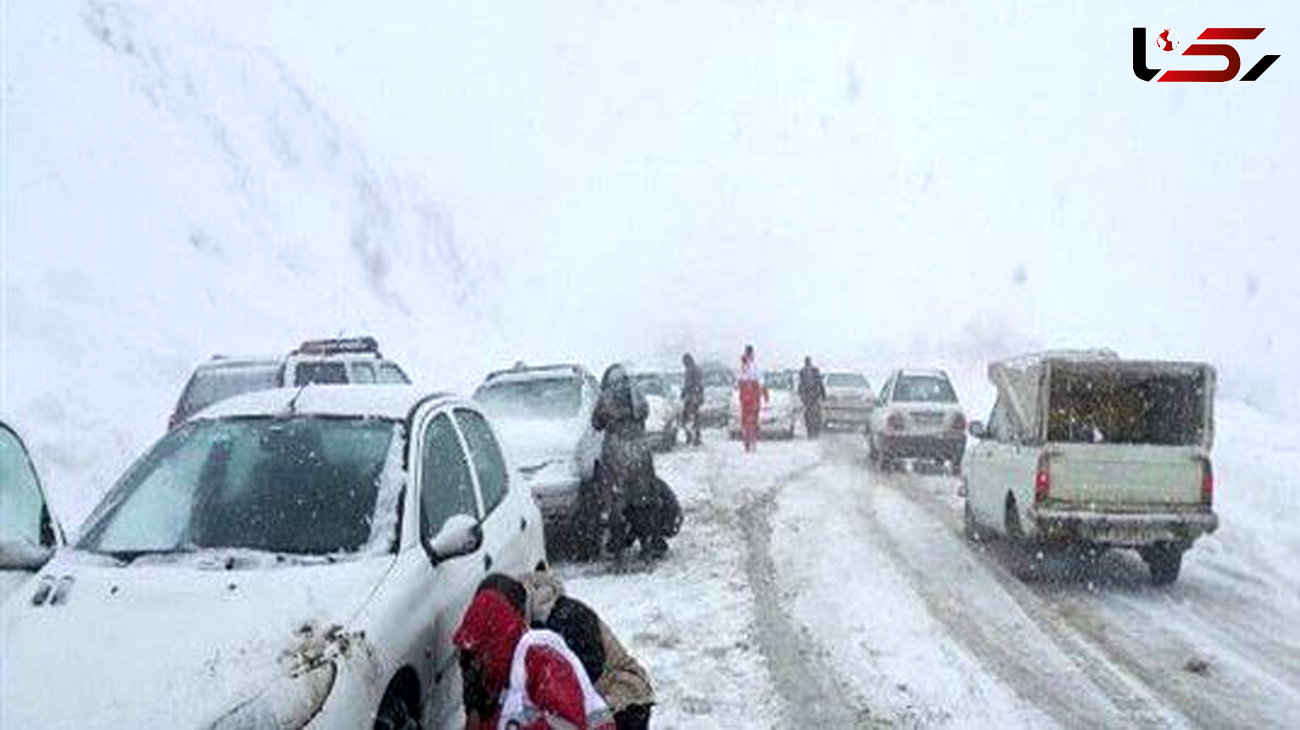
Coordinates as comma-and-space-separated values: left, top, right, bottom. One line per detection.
887, 411, 906, 431
1200, 458, 1214, 506
951, 413, 966, 432
1034, 453, 1051, 504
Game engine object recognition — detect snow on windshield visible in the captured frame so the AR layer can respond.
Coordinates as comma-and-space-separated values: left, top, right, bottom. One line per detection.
475, 377, 582, 420
77, 417, 400, 560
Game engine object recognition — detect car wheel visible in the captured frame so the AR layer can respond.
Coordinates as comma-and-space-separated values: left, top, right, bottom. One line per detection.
1004, 494, 1025, 543
374, 676, 420, 730
964, 500, 990, 543
1140, 542, 1183, 585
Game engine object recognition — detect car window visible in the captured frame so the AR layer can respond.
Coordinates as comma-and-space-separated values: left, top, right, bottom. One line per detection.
0, 427, 47, 546
826, 373, 869, 389
294, 361, 348, 385
420, 412, 480, 538
475, 377, 583, 420
632, 374, 667, 397
78, 417, 398, 556
351, 362, 377, 384
454, 409, 509, 515
879, 377, 892, 403
988, 394, 1014, 442
179, 365, 282, 420
892, 375, 957, 403
378, 363, 410, 384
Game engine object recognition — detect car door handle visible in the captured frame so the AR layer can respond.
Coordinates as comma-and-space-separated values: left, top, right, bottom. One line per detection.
520, 516, 528, 532
484, 553, 493, 571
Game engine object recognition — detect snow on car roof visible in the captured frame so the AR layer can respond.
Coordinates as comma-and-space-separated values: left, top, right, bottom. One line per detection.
198, 355, 283, 369
896, 368, 950, 379
483, 366, 588, 385
194, 385, 455, 421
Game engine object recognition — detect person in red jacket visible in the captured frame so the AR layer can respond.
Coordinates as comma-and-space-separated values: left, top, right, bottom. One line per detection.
737, 344, 768, 452
454, 576, 615, 730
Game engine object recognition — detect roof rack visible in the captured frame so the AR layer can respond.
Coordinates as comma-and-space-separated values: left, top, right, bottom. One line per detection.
294, 336, 381, 357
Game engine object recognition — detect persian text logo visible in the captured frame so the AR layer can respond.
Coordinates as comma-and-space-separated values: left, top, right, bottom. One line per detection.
1133, 27, 1280, 82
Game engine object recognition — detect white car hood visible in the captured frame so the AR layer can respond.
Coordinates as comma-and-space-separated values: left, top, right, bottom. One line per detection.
644, 395, 671, 431
492, 417, 587, 468
1, 550, 394, 728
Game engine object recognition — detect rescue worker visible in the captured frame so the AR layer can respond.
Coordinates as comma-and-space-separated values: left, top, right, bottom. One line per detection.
798, 356, 827, 438
680, 353, 704, 446
454, 577, 615, 729
592, 364, 668, 560
509, 572, 656, 729
737, 345, 768, 452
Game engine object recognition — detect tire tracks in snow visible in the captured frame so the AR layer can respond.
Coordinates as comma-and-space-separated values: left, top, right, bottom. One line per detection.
702, 445, 872, 728
836, 445, 1192, 729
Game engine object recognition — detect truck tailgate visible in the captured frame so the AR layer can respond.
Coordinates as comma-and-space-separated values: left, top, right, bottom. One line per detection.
1048, 444, 1205, 508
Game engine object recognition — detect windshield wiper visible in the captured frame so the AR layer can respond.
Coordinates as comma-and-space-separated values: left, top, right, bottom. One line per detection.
100, 547, 199, 565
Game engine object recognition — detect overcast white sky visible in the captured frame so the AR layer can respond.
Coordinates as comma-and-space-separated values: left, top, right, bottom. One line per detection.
175, 1, 1296, 390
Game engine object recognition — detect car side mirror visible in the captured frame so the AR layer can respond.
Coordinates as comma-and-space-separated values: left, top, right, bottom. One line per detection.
0, 539, 56, 571
424, 514, 483, 566
968, 420, 988, 439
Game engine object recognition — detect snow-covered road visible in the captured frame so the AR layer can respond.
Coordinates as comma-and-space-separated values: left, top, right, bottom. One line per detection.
559, 433, 1300, 729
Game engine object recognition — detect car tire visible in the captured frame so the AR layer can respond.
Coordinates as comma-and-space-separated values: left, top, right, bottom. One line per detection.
1141, 542, 1183, 585
1004, 494, 1025, 543
964, 500, 990, 543
374, 676, 420, 730
568, 479, 603, 562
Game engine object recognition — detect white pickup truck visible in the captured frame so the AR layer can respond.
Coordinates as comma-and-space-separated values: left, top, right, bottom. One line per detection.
963, 351, 1218, 584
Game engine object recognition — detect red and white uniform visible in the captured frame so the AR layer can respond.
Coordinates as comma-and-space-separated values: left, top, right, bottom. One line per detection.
738, 356, 767, 451
498, 630, 614, 730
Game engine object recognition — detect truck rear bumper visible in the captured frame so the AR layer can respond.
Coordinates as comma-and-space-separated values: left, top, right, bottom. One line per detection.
1033, 508, 1219, 546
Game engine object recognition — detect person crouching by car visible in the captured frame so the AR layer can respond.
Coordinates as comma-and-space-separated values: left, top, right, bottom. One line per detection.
454, 577, 615, 729
469, 573, 657, 729
592, 364, 669, 560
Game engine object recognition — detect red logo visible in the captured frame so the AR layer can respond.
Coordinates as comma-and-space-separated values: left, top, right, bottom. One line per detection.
1133, 27, 1280, 82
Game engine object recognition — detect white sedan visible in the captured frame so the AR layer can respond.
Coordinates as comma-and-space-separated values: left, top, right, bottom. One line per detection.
0, 386, 546, 729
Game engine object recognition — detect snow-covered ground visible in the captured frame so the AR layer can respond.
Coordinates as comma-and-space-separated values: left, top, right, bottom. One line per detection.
559, 405, 1300, 728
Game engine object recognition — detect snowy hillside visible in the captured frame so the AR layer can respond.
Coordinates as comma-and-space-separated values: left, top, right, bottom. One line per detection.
2, 1, 499, 526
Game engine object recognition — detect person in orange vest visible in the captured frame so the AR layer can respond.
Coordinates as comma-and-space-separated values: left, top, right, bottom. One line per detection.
737, 344, 768, 452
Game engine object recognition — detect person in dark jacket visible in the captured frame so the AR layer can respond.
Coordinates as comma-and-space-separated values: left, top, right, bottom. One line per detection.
680, 353, 704, 446
798, 356, 827, 438
592, 364, 667, 560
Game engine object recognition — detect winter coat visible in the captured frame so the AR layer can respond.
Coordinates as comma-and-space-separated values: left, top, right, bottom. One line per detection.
453, 589, 614, 730
519, 572, 656, 713
592, 366, 653, 500
681, 361, 704, 407
798, 365, 826, 405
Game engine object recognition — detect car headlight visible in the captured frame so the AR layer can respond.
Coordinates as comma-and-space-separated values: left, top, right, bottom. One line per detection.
207, 661, 336, 729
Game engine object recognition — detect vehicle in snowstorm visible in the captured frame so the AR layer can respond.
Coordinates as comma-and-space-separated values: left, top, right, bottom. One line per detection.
630, 370, 680, 451
729, 369, 800, 439
698, 362, 736, 428
0, 421, 64, 603
473, 364, 602, 543
868, 369, 966, 472
821, 370, 876, 430
963, 351, 1218, 585
283, 336, 411, 387
167, 355, 284, 430
0, 387, 545, 728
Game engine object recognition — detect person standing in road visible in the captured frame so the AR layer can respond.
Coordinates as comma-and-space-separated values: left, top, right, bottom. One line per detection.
680, 353, 704, 447
737, 345, 767, 452
798, 356, 827, 438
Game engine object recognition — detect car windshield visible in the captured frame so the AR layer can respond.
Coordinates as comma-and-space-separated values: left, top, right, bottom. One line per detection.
765, 371, 794, 390
476, 377, 582, 419
181, 365, 281, 419
893, 375, 957, 403
1, 427, 48, 546
826, 373, 868, 389
632, 374, 667, 397
77, 417, 400, 560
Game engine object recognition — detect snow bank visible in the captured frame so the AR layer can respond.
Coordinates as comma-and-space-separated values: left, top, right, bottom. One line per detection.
2, 1, 498, 528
